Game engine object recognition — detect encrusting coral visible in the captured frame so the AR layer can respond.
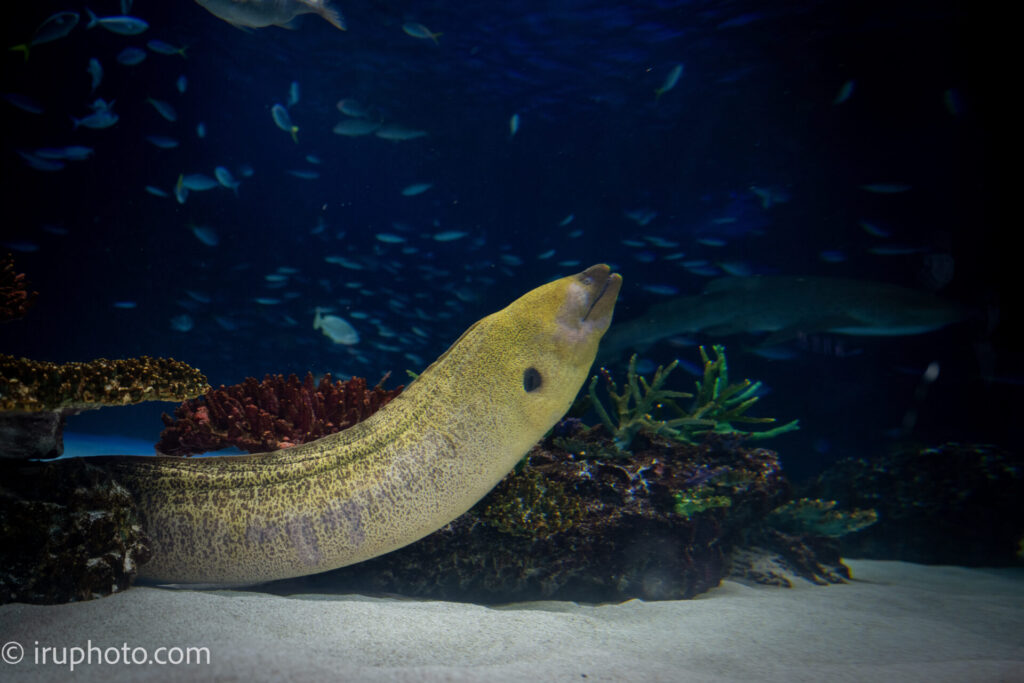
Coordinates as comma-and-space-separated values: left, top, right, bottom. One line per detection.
587, 346, 799, 451
157, 372, 403, 455
0, 355, 209, 460
0, 253, 37, 323
0, 355, 209, 413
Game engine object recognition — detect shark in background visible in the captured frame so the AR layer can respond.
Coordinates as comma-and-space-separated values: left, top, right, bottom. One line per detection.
194, 0, 346, 30
599, 275, 972, 362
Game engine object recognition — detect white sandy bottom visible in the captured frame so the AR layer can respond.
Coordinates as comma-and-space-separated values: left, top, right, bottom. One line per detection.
1, 560, 1022, 682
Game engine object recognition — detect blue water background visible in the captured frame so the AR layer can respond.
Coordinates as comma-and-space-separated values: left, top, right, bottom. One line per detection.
0, 1, 1006, 480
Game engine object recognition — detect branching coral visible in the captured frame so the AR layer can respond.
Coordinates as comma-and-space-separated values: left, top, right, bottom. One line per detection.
157, 372, 403, 456
588, 346, 799, 451
0, 253, 37, 323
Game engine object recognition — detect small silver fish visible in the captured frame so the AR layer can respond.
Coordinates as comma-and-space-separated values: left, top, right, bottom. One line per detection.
146, 135, 179, 149
147, 98, 177, 121
861, 183, 911, 193
214, 166, 241, 193
833, 79, 855, 105
401, 182, 432, 196
147, 40, 187, 57
271, 103, 298, 142
432, 230, 467, 242
332, 118, 380, 136
170, 314, 194, 332
195, 0, 345, 31
181, 173, 219, 190
336, 98, 369, 117
72, 108, 118, 129
85, 9, 149, 35
374, 123, 427, 141
655, 63, 683, 102
10, 11, 79, 59
314, 307, 359, 344
402, 22, 441, 44
17, 151, 64, 171
3, 93, 44, 114
87, 58, 103, 91
35, 146, 93, 160
117, 47, 147, 65
189, 224, 219, 246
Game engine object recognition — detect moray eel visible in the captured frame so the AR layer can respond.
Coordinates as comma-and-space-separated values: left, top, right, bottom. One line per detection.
96, 264, 621, 585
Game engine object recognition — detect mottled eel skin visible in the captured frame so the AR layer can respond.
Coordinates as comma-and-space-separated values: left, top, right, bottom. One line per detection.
96, 264, 621, 585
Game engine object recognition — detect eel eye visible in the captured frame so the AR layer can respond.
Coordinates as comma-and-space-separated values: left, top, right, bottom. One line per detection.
523, 367, 543, 392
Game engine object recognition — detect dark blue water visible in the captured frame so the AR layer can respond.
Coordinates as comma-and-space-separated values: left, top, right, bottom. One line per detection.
0, 1, 1008, 480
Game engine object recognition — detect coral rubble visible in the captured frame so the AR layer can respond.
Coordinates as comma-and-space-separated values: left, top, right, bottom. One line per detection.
157, 372, 403, 455
0, 253, 37, 322
0, 355, 209, 459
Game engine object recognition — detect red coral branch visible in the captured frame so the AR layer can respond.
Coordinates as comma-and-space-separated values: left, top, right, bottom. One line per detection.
0, 254, 38, 323
157, 372, 403, 456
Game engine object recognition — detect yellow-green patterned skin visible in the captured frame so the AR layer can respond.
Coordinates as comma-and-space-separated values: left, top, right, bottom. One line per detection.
99, 265, 622, 585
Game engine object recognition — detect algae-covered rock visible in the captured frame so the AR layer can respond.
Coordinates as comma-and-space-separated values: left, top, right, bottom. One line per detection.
0, 458, 150, 604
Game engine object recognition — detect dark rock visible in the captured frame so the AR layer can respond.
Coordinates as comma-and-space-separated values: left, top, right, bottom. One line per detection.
0, 410, 64, 460
0, 458, 151, 604
800, 443, 1024, 566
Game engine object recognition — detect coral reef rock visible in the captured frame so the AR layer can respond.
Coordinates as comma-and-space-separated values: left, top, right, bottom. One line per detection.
157, 372, 403, 455
267, 424, 847, 603
0, 458, 151, 604
0, 355, 208, 459
800, 442, 1023, 566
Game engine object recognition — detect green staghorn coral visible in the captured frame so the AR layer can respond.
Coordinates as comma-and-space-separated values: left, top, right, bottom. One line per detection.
588, 345, 799, 452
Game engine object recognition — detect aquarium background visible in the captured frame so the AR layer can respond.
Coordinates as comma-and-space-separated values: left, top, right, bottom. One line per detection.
0, 0, 1007, 482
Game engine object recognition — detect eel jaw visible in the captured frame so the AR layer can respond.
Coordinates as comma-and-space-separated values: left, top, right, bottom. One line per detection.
576, 264, 622, 329
553, 264, 623, 347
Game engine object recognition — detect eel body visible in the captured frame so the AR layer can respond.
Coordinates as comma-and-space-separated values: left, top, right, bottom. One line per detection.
97, 264, 621, 585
